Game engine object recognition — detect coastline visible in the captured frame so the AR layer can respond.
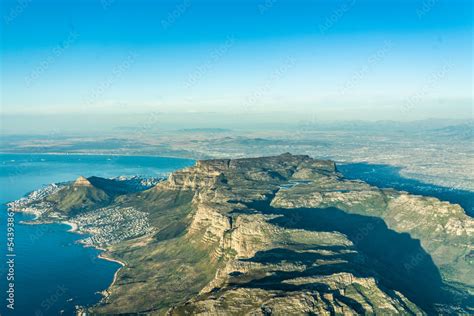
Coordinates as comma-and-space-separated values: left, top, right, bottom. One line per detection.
10, 208, 127, 315
62, 221, 78, 232
96, 252, 126, 308
61, 221, 126, 270
0, 151, 196, 162
61, 219, 126, 310
47, 216, 126, 295
62, 223, 126, 291
98, 252, 125, 288
98, 252, 125, 267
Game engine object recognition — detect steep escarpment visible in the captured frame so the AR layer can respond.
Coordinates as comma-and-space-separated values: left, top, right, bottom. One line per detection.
270, 174, 474, 293
13, 154, 472, 314
83, 153, 472, 315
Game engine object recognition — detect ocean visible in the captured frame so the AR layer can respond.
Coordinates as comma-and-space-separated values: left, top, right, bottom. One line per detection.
0, 154, 194, 315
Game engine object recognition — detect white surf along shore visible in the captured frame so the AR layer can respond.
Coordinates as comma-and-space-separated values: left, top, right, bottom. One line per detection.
62, 221, 78, 232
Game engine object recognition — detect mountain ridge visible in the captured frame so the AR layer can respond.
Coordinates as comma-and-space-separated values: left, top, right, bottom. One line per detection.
9, 154, 473, 315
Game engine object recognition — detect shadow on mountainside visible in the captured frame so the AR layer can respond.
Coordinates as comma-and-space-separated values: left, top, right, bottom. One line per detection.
337, 162, 474, 217
234, 198, 470, 314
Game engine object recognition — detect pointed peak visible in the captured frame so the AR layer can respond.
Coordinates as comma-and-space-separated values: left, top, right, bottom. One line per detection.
74, 176, 92, 187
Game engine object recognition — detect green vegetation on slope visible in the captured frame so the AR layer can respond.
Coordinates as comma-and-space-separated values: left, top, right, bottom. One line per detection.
45, 185, 110, 215
18, 154, 473, 315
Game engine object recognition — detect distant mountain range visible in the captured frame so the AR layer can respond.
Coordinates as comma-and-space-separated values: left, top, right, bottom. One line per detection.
430, 122, 474, 140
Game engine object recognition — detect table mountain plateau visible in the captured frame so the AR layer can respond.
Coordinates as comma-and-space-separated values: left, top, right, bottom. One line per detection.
10, 154, 473, 315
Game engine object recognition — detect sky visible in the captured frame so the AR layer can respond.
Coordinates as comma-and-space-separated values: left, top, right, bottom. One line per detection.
0, 0, 472, 129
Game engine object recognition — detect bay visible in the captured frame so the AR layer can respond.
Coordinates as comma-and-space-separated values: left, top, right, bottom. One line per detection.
0, 154, 194, 315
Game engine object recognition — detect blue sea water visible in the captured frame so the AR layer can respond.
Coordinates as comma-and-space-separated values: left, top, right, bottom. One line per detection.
1, 155, 472, 315
0, 154, 194, 316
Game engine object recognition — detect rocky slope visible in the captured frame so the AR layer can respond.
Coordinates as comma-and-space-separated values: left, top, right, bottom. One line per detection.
11, 154, 473, 315
93, 154, 473, 315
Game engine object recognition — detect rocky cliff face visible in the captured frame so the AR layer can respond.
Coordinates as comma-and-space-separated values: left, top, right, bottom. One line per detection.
73, 176, 93, 187
84, 154, 473, 315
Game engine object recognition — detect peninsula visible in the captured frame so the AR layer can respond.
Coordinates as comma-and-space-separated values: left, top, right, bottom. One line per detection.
8, 154, 473, 315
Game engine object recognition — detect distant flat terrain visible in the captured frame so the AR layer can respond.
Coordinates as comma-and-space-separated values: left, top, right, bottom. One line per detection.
2, 120, 473, 191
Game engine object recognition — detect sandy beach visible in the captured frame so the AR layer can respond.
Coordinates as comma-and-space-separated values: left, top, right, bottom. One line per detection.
98, 253, 126, 293
98, 253, 125, 267
62, 221, 78, 232
61, 220, 125, 288
61, 218, 125, 300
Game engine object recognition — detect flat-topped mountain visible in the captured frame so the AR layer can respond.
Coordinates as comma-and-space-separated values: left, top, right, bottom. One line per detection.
10, 154, 473, 315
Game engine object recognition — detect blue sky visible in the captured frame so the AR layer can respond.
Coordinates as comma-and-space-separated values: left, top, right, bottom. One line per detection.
1, 0, 472, 121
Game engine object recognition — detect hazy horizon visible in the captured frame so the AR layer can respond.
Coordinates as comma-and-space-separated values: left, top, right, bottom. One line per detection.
1, 112, 472, 135
1, 0, 472, 131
